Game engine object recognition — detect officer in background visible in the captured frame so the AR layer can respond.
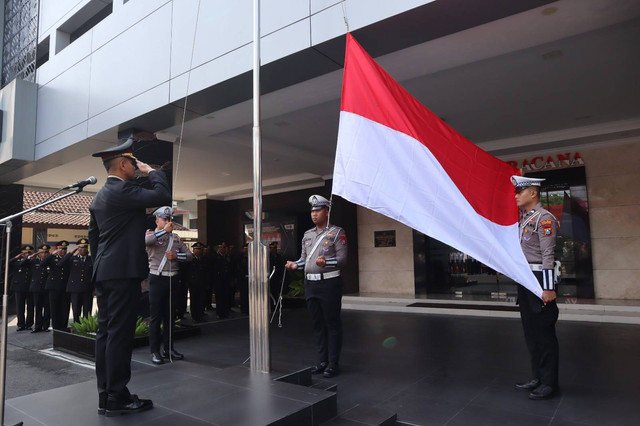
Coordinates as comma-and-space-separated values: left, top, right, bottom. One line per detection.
213, 242, 231, 319
145, 206, 192, 365
27, 244, 51, 333
236, 244, 249, 315
285, 195, 348, 378
183, 242, 206, 322
202, 244, 215, 312
90, 138, 169, 416
10, 245, 34, 331
269, 241, 284, 308
43, 240, 71, 330
61, 238, 94, 323
512, 175, 560, 400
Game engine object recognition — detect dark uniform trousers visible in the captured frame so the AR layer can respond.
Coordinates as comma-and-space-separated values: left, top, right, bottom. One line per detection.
49, 290, 71, 330
32, 292, 50, 331
70, 291, 93, 323
305, 276, 343, 366
95, 279, 140, 400
15, 292, 34, 328
517, 271, 559, 387
148, 274, 177, 353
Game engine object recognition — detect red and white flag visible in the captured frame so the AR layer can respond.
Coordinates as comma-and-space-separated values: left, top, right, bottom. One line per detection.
333, 34, 542, 298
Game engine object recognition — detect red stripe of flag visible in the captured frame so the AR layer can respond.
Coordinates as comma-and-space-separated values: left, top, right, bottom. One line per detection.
341, 33, 519, 226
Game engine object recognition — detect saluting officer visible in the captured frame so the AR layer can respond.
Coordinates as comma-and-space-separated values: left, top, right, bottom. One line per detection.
90, 138, 169, 416
512, 175, 560, 400
285, 195, 348, 378
10, 245, 34, 331
43, 240, 71, 330
61, 238, 94, 323
183, 242, 207, 322
27, 244, 51, 333
145, 206, 193, 365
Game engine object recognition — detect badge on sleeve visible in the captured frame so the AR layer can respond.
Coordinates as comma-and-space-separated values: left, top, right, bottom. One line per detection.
340, 234, 347, 245
543, 227, 553, 236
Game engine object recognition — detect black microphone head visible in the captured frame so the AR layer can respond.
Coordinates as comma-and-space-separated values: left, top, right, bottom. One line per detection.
88, 176, 97, 184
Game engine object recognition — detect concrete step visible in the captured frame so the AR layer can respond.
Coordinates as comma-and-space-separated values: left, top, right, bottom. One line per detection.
342, 295, 640, 324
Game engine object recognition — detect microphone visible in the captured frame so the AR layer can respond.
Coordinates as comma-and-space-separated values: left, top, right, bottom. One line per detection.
62, 176, 97, 190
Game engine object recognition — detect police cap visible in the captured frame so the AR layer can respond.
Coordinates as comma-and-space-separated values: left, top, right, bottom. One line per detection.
57, 240, 69, 248
511, 175, 545, 189
309, 194, 330, 211
21, 244, 34, 252
76, 238, 89, 247
37, 244, 51, 253
153, 206, 174, 219
92, 138, 138, 162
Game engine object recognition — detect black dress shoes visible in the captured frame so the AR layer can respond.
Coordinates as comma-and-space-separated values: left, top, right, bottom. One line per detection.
515, 378, 540, 391
323, 365, 339, 378
310, 362, 328, 375
151, 352, 164, 365
162, 348, 184, 360
98, 392, 107, 415
16, 326, 30, 332
31, 328, 42, 333
105, 395, 153, 417
529, 384, 556, 400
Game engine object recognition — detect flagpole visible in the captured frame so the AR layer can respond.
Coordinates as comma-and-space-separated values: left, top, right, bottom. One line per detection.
249, 0, 270, 373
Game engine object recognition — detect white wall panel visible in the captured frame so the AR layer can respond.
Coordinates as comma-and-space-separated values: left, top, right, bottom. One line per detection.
36, 30, 92, 86
36, 58, 91, 144
39, 0, 86, 37
88, 4, 172, 117
35, 122, 88, 159
311, 0, 341, 15
170, 0, 200, 78
189, 0, 253, 72
262, 18, 310, 65
92, 0, 169, 51
261, 0, 309, 35
88, 83, 170, 136
344, 0, 432, 33
170, 44, 253, 103
311, 3, 346, 46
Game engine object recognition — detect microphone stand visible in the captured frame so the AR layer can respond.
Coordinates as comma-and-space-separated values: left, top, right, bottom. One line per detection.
0, 186, 87, 426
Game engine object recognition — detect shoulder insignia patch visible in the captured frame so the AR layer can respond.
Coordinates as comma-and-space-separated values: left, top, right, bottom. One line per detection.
543, 227, 553, 236
340, 234, 347, 245
540, 220, 553, 227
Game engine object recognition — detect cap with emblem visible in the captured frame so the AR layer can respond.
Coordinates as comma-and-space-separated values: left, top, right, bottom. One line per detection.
92, 138, 138, 162
76, 238, 89, 247
21, 244, 34, 252
38, 244, 51, 253
309, 194, 331, 211
153, 206, 174, 219
511, 176, 545, 189
57, 240, 69, 248
192, 242, 204, 250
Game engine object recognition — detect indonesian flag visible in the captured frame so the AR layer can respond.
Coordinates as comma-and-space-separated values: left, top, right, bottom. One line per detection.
332, 34, 542, 299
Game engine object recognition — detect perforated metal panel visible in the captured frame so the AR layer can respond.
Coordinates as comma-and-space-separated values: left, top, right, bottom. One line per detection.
2, 0, 39, 87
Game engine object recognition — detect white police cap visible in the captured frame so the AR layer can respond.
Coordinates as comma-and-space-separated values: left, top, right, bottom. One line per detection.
309, 195, 331, 211
511, 175, 546, 188
153, 206, 174, 219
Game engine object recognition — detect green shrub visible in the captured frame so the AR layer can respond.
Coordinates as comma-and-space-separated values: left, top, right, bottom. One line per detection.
70, 314, 149, 338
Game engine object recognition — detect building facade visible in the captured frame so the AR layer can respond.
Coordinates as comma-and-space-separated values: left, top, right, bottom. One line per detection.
1, 0, 639, 302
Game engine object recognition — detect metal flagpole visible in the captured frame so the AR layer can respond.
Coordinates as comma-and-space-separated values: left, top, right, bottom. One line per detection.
249, 0, 270, 373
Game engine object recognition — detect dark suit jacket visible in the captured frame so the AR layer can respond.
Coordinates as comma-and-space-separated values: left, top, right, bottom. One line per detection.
89, 171, 171, 282
9, 258, 31, 292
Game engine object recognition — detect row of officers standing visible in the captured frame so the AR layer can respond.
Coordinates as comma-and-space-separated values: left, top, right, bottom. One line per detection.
9, 239, 94, 333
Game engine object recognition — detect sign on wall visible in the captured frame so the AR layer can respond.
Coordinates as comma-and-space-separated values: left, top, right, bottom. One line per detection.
507, 152, 584, 172
374, 230, 396, 247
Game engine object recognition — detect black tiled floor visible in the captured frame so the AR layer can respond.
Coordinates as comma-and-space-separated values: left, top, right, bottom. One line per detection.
4, 308, 640, 425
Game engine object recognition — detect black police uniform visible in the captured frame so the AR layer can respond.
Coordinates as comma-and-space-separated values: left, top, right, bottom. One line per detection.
183, 244, 207, 322
89, 141, 171, 408
43, 245, 71, 330
10, 251, 34, 330
26, 249, 51, 332
213, 250, 231, 318
61, 250, 94, 323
